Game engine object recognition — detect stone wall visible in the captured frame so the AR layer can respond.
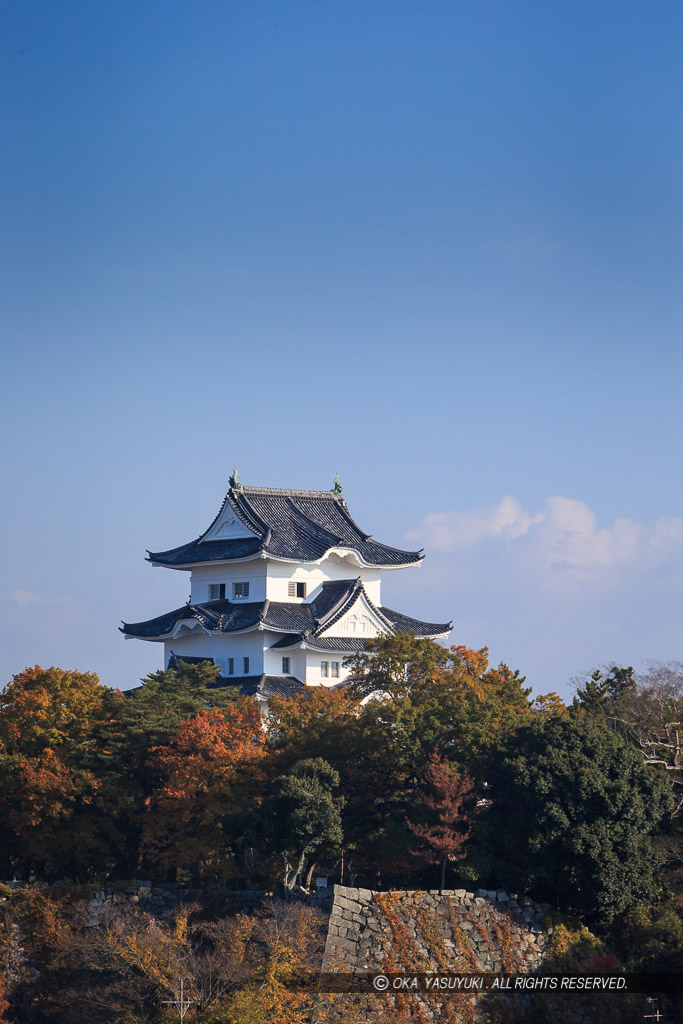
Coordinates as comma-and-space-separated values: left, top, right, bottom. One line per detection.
1, 880, 549, 971
322, 885, 550, 973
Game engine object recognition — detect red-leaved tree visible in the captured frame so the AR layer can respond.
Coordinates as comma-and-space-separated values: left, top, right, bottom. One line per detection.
141, 704, 265, 878
407, 750, 476, 891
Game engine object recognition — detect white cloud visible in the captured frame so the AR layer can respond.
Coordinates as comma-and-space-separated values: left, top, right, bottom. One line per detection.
535, 497, 642, 569
405, 495, 542, 551
406, 495, 683, 575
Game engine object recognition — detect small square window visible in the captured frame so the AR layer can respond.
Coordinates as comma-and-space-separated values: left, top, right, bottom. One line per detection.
282, 657, 290, 674
243, 656, 250, 674
288, 581, 306, 598
209, 583, 226, 601
320, 661, 329, 678
331, 662, 339, 678
233, 582, 250, 599
227, 658, 234, 675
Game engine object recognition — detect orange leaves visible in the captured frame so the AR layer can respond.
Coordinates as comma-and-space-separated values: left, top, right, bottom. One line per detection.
0, 665, 116, 756
150, 704, 264, 799
451, 645, 489, 678
0, 666, 118, 871
141, 703, 265, 871
13, 749, 83, 827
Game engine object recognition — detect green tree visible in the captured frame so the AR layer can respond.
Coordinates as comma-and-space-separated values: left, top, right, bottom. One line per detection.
344, 632, 452, 698
572, 665, 636, 720
474, 715, 674, 923
266, 758, 344, 891
574, 662, 683, 816
268, 635, 531, 886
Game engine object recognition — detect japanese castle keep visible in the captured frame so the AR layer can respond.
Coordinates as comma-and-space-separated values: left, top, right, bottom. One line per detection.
122, 475, 451, 703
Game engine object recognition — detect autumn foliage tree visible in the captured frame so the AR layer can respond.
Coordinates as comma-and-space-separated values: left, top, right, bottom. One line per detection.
407, 750, 476, 891
97, 660, 241, 874
140, 703, 265, 879
0, 665, 123, 877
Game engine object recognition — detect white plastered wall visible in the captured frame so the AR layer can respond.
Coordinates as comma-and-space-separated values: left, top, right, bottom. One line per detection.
262, 632, 307, 679
264, 554, 382, 604
164, 629, 265, 677
189, 559, 267, 604
304, 649, 350, 685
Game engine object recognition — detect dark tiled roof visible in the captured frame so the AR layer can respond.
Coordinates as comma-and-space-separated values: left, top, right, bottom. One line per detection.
380, 606, 452, 637
146, 537, 262, 566
121, 579, 450, 641
121, 579, 361, 640
270, 635, 368, 652
120, 600, 262, 639
261, 601, 315, 633
147, 485, 423, 568
215, 674, 305, 699
168, 652, 216, 667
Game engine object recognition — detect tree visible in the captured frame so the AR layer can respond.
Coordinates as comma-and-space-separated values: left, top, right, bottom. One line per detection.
0, 664, 114, 754
98, 660, 239, 874
266, 635, 532, 887
530, 691, 567, 716
624, 662, 683, 814
474, 714, 674, 923
407, 751, 476, 891
572, 665, 636, 719
267, 759, 344, 891
344, 632, 452, 698
0, 666, 123, 876
140, 703, 264, 878
345, 636, 532, 771
573, 662, 683, 815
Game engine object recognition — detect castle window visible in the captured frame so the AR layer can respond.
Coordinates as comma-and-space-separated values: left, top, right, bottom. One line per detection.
331, 662, 339, 678
321, 661, 329, 678
288, 581, 306, 598
233, 582, 250, 599
243, 657, 250, 674
209, 583, 226, 600
227, 658, 234, 675
282, 657, 290, 674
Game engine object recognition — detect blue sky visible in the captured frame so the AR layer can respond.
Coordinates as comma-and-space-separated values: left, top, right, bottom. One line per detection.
2, 1, 682, 698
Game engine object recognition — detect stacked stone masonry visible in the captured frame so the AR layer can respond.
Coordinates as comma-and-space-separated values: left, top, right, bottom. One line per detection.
321, 885, 550, 974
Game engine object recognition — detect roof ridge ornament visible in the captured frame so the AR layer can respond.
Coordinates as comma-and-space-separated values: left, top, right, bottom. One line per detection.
229, 467, 243, 491
331, 474, 343, 496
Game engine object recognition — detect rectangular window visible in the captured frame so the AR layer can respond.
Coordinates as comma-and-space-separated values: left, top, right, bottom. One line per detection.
227, 658, 234, 675
233, 582, 250, 599
282, 657, 290, 674
243, 656, 250, 674
287, 581, 306, 598
331, 662, 339, 678
320, 661, 329, 678
209, 583, 226, 600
